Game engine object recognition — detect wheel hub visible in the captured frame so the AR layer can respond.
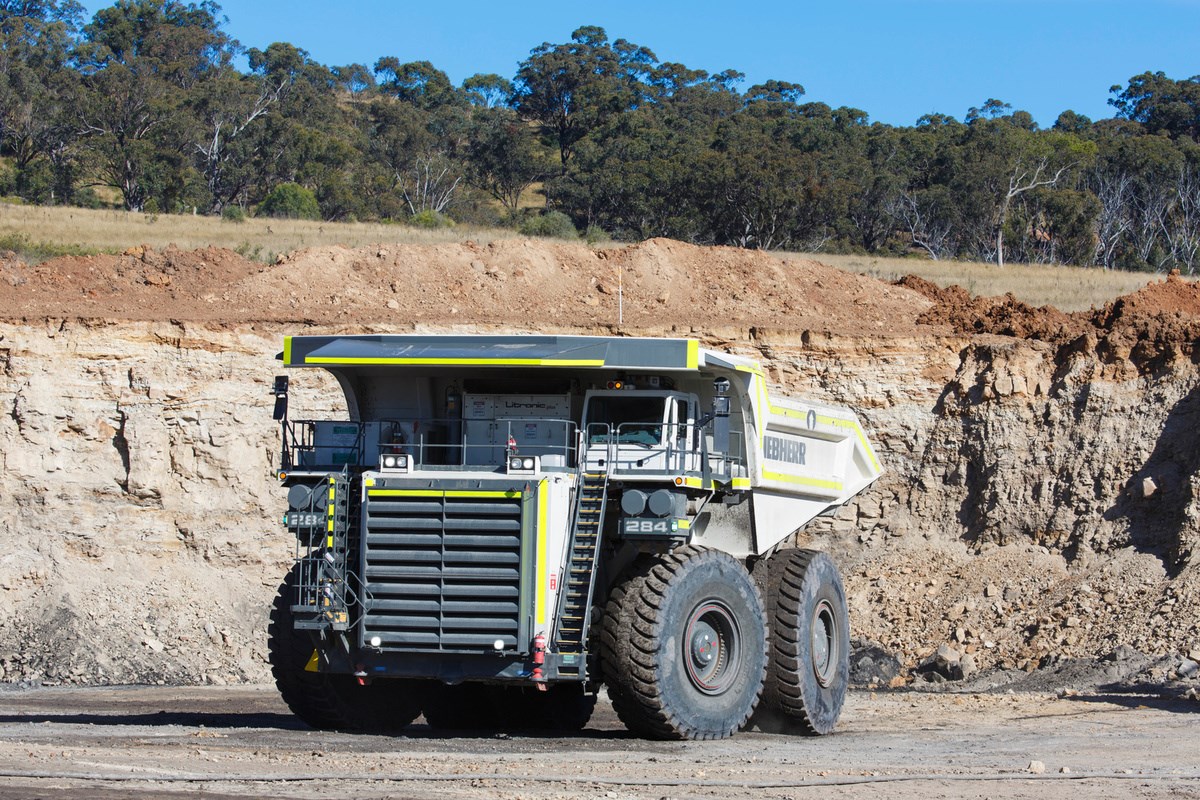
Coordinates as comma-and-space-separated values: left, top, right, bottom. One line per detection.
690, 625, 717, 665
811, 599, 838, 687
683, 602, 740, 695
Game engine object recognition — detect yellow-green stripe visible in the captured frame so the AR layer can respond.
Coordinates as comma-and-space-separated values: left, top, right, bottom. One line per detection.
761, 470, 844, 492
367, 489, 522, 499
304, 357, 605, 367
536, 480, 548, 627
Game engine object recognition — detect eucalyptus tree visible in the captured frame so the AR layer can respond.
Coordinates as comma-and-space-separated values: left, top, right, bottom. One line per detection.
462, 73, 512, 109
1109, 71, 1200, 141
465, 105, 548, 213
75, 0, 235, 210
513, 26, 657, 172
0, 0, 84, 201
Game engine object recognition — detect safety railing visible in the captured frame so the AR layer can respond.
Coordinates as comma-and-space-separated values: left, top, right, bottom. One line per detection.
583, 421, 747, 484
282, 416, 581, 471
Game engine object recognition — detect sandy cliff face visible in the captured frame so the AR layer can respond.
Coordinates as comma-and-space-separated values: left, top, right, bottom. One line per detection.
0, 240, 1196, 685
757, 329, 1199, 675
0, 321, 292, 684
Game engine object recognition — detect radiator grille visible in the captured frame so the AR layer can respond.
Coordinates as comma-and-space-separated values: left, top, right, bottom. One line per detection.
361, 492, 526, 652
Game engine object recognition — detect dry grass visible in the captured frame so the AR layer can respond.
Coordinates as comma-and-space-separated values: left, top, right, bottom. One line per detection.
0, 203, 1174, 311
803, 252, 1170, 312
0, 203, 519, 263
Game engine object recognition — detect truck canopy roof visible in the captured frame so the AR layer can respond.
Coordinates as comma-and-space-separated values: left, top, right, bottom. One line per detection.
280, 334, 758, 375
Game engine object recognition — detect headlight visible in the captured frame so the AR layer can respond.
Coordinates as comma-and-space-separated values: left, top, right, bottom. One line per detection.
381, 454, 409, 470
507, 455, 539, 473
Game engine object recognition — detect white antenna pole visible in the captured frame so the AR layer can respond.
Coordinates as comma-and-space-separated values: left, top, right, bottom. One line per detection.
618, 264, 623, 326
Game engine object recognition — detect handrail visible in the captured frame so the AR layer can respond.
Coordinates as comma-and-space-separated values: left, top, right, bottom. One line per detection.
584, 421, 747, 481
283, 416, 749, 479
284, 416, 582, 470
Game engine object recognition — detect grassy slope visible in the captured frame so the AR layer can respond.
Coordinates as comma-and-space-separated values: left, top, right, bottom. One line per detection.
0, 203, 518, 264
815, 252, 1164, 312
1, 203, 1170, 311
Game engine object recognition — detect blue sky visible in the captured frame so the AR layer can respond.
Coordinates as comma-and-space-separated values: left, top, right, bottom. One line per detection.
81, 0, 1199, 127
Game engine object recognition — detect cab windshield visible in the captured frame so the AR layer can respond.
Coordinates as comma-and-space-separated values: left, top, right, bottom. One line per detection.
586, 395, 667, 445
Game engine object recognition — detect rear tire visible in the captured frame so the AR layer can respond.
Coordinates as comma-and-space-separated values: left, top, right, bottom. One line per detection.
600, 546, 767, 740
267, 564, 424, 732
755, 549, 850, 735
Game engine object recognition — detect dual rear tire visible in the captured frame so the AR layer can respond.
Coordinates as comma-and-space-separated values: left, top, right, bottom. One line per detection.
754, 549, 851, 735
600, 546, 849, 740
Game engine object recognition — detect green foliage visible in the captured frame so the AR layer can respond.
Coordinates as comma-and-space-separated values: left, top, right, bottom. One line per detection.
258, 182, 320, 220
513, 26, 658, 169
467, 107, 549, 210
74, 187, 103, 209
234, 241, 273, 262
584, 224, 611, 245
408, 209, 455, 228
1109, 71, 1200, 140
374, 58, 463, 110
462, 73, 513, 108
221, 204, 246, 222
518, 210, 578, 239
449, 189, 506, 228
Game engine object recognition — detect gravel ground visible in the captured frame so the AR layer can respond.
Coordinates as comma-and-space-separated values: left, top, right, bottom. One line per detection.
0, 685, 1196, 800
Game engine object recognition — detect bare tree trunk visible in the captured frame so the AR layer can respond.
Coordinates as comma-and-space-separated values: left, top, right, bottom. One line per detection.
995, 157, 1073, 267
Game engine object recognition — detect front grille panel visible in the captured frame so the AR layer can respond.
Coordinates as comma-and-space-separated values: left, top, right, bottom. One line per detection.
361, 493, 525, 652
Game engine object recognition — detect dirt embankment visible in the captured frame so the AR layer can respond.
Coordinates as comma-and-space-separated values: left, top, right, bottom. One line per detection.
0, 238, 929, 337
903, 272, 1200, 378
0, 238, 1197, 691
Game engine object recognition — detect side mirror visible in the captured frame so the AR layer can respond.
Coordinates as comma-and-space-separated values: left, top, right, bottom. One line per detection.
272, 375, 289, 421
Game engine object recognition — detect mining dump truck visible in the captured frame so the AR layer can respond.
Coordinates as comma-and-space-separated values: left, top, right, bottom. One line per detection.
267, 334, 882, 740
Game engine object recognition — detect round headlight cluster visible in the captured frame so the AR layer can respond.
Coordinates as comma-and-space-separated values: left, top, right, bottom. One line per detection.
508, 456, 536, 470
381, 454, 409, 469
620, 489, 648, 516
647, 489, 675, 517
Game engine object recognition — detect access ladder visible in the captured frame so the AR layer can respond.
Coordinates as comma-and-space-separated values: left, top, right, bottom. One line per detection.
552, 468, 609, 677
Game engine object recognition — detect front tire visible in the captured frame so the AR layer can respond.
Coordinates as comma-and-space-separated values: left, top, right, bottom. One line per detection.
267, 564, 424, 732
601, 547, 767, 740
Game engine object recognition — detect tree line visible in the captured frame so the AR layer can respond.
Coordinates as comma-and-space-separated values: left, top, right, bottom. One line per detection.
2, 0, 1199, 271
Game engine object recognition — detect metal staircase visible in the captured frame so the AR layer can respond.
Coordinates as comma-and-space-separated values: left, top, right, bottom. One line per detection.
552, 467, 609, 676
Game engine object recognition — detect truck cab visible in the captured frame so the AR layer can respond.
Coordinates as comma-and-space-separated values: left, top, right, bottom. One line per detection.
583, 387, 699, 470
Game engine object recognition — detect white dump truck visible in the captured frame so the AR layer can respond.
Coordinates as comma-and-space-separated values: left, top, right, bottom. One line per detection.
268, 334, 882, 739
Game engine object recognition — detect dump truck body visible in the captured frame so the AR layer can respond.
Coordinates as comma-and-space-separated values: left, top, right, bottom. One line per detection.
268, 334, 881, 738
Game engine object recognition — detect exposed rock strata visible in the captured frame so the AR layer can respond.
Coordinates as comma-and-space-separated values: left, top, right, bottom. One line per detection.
0, 318, 1194, 686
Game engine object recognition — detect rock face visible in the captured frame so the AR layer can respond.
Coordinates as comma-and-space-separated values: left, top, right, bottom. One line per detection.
0, 321, 291, 684
0, 242, 1197, 686
753, 325, 1199, 678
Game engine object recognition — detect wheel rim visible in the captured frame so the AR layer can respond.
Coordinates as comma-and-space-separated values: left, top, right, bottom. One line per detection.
683, 601, 741, 695
811, 598, 839, 688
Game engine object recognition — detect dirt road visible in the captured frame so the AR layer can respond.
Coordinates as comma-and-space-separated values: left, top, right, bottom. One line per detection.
0, 686, 1195, 800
